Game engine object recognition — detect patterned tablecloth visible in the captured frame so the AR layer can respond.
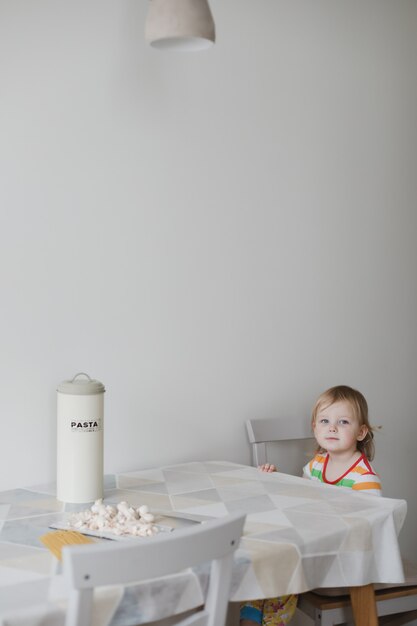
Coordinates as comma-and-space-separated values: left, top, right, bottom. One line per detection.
0, 461, 407, 625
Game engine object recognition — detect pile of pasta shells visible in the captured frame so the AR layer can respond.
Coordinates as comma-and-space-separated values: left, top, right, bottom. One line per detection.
68, 499, 159, 537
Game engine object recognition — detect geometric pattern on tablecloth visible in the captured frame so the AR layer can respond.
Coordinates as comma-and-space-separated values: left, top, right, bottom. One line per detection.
0, 490, 64, 521
0, 513, 66, 550
276, 498, 343, 516
229, 554, 255, 596
0, 460, 408, 626
240, 536, 302, 597
0, 541, 53, 577
0, 578, 58, 617
282, 509, 350, 555
216, 480, 268, 501
107, 552, 252, 626
267, 494, 316, 509
211, 474, 266, 489
243, 520, 292, 535
122, 481, 170, 495
108, 571, 204, 626
114, 462, 406, 583
215, 465, 262, 479
299, 553, 346, 590
0, 563, 50, 586
257, 479, 311, 497
241, 509, 298, 527
171, 488, 221, 503
339, 516, 373, 551
323, 493, 383, 515
161, 470, 214, 495
223, 494, 278, 515
140, 461, 406, 591
332, 550, 376, 582
117, 469, 167, 490
247, 526, 304, 546
260, 479, 322, 499
172, 501, 230, 518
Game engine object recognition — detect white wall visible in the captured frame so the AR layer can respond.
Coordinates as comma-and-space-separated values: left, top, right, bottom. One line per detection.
0, 0, 416, 557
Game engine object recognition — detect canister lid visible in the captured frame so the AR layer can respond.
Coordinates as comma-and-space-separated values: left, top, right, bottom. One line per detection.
57, 372, 105, 395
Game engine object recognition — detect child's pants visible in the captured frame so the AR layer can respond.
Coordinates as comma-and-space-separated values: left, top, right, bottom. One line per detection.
240, 595, 297, 625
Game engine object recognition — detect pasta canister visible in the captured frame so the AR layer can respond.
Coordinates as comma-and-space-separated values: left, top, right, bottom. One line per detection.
57, 372, 105, 503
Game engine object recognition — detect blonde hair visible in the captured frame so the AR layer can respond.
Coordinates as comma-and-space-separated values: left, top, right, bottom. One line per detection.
311, 385, 375, 461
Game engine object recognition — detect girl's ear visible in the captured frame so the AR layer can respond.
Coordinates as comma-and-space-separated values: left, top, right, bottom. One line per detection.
357, 425, 368, 442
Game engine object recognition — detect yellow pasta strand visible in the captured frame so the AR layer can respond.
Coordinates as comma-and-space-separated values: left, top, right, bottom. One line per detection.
40, 530, 94, 561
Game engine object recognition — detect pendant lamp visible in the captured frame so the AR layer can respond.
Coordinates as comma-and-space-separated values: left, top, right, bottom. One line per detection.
145, 0, 215, 51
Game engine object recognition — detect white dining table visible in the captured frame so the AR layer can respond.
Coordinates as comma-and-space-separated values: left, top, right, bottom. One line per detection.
0, 461, 407, 626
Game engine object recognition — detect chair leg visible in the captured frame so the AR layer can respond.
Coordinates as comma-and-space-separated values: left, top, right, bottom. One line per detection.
65, 588, 93, 626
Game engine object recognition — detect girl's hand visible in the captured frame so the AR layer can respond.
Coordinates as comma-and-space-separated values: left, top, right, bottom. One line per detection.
258, 463, 277, 473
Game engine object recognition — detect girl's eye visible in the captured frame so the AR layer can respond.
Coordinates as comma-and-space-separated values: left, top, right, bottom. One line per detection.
319, 418, 328, 424
339, 419, 349, 425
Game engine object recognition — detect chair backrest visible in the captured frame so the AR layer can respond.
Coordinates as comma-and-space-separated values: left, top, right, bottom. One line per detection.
246, 417, 314, 475
63, 512, 245, 626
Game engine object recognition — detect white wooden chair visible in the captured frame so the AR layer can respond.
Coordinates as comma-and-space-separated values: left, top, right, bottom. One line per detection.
63, 512, 245, 626
246, 417, 417, 626
246, 416, 314, 475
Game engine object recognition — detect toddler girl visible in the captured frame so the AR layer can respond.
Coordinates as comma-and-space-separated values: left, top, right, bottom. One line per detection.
240, 384, 381, 626
303, 384, 380, 494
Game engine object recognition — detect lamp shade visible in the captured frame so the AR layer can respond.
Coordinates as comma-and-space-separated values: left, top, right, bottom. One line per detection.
145, 0, 215, 51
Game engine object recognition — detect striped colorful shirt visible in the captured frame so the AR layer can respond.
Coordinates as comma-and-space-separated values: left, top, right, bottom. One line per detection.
303, 452, 382, 496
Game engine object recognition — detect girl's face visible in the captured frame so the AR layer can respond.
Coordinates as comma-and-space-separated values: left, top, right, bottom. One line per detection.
313, 400, 368, 456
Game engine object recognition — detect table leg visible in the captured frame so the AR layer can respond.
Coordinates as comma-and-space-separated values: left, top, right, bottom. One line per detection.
349, 584, 378, 626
